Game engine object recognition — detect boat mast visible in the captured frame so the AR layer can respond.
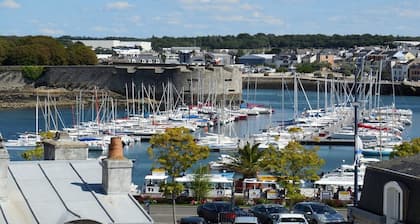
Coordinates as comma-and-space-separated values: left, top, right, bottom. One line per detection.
293, 69, 298, 120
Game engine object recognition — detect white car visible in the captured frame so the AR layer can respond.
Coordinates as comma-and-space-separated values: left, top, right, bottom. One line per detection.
234, 216, 259, 224
276, 213, 308, 224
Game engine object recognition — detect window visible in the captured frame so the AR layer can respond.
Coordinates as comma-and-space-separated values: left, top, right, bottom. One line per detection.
383, 181, 403, 224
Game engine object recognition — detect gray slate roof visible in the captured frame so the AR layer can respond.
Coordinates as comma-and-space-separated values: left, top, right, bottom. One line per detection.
0, 159, 153, 224
372, 153, 420, 178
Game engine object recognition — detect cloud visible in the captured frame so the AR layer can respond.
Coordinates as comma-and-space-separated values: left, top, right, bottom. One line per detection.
214, 11, 284, 26
0, 0, 20, 8
106, 1, 133, 10
131, 15, 142, 25
396, 8, 420, 18
40, 28, 64, 36
183, 23, 209, 29
179, 0, 239, 11
240, 3, 261, 11
153, 14, 182, 25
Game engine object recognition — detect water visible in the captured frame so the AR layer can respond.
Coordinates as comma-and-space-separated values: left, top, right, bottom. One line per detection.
1, 89, 419, 186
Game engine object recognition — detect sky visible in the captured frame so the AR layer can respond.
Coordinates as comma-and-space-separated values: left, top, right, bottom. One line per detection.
1, 0, 419, 38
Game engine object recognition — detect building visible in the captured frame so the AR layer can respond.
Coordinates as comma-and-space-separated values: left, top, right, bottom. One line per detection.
348, 154, 420, 224
207, 53, 233, 65
408, 63, 420, 81
74, 40, 152, 52
238, 54, 275, 66
301, 53, 317, 64
391, 61, 411, 81
166, 47, 201, 54
0, 134, 153, 224
317, 51, 335, 67
274, 54, 298, 67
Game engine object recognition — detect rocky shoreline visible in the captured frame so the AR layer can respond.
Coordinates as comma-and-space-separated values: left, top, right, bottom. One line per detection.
0, 87, 128, 109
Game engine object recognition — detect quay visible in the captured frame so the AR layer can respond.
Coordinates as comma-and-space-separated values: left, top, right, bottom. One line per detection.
299, 138, 354, 146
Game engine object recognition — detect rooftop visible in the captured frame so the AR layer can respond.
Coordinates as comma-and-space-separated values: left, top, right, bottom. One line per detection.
1, 159, 153, 224
372, 153, 420, 178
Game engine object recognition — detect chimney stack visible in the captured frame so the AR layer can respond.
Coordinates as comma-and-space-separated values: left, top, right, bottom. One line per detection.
43, 132, 88, 160
102, 137, 133, 194
0, 136, 10, 201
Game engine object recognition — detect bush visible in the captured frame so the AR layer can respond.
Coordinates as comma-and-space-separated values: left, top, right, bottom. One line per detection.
322, 199, 351, 208
234, 197, 246, 206
253, 198, 267, 204
22, 66, 44, 80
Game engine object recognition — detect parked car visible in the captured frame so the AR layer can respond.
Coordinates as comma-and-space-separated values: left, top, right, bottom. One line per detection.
234, 216, 259, 224
291, 202, 345, 224
197, 201, 249, 223
179, 216, 206, 224
249, 204, 289, 224
276, 213, 308, 224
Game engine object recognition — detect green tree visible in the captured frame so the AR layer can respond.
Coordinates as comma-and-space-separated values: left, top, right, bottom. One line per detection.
66, 42, 97, 65
22, 66, 44, 80
147, 127, 210, 224
263, 141, 324, 204
390, 138, 420, 158
221, 142, 265, 179
0, 38, 13, 65
190, 165, 211, 202
22, 144, 43, 160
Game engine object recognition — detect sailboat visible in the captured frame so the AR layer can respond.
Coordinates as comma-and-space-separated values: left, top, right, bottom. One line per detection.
4, 96, 41, 149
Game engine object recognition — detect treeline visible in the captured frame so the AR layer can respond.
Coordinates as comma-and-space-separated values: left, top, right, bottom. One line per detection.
58, 33, 420, 51
147, 34, 420, 50
0, 36, 97, 66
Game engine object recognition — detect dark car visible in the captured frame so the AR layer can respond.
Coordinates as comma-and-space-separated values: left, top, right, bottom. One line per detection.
179, 216, 206, 224
197, 201, 249, 223
291, 202, 345, 224
249, 204, 289, 224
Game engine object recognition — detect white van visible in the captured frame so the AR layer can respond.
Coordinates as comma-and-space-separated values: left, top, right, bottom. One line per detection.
234, 216, 259, 224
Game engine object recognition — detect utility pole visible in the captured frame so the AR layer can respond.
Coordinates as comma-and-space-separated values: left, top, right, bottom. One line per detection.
353, 57, 364, 206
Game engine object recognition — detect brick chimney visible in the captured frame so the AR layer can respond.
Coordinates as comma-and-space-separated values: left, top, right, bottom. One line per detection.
102, 137, 133, 194
0, 136, 10, 201
43, 132, 88, 160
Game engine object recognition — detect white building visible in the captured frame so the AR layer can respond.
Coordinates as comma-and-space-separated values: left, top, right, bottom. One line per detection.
74, 40, 152, 52
392, 61, 411, 81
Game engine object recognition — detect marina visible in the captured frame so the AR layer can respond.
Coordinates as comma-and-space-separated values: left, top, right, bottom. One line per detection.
0, 88, 418, 189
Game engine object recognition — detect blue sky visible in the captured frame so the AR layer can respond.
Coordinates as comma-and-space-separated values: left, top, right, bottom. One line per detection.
1, 0, 419, 38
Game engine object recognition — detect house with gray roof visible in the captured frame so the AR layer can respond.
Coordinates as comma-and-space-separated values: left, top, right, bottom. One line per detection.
348, 153, 420, 224
0, 134, 153, 224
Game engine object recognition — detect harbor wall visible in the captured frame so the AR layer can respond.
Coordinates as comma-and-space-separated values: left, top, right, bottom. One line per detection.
242, 75, 420, 96
0, 65, 243, 105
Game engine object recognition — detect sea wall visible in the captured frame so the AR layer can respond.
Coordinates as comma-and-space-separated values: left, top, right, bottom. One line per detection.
242, 75, 420, 96
0, 65, 243, 105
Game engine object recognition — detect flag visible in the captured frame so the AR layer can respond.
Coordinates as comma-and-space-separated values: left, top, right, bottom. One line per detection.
355, 135, 363, 166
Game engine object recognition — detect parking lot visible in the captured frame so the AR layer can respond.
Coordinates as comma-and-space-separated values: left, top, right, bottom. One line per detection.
147, 204, 348, 224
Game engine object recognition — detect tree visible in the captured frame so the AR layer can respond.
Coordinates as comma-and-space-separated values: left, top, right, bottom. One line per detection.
66, 42, 97, 65
263, 141, 324, 204
22, 144, 43, 160
147, 127, 210, 224
221, 142, 265, 179
190, 165, 211, 203
390, 137, 420, 158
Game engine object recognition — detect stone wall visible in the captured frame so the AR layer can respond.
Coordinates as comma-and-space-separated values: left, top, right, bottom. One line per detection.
35, 65, 243, 104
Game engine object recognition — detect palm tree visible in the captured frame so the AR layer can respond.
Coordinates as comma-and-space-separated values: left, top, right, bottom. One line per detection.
221, 142, 265, 178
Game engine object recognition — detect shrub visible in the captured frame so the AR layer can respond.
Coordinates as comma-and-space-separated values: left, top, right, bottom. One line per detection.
22, 66, 44, 80
322, 199, 351, 208
254, 198, 267, 204
234, 197, 246, 206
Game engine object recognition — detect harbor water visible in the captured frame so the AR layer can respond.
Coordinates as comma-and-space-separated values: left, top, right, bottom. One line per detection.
0, 89, 419, 187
